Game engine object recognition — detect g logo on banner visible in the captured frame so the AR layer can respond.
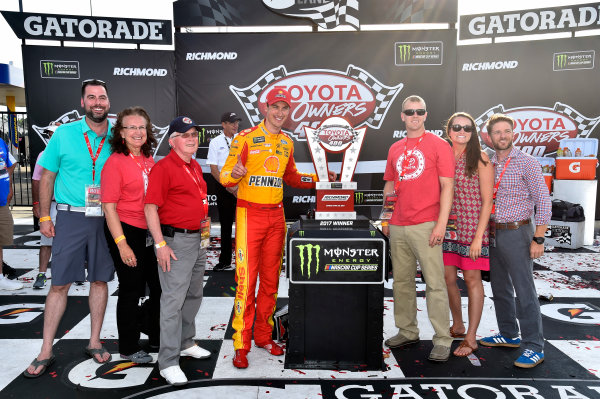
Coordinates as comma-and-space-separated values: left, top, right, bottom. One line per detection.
0, 304, 44, 325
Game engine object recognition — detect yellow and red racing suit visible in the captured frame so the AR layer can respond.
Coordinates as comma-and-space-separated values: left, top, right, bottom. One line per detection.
220, 120, 317, 351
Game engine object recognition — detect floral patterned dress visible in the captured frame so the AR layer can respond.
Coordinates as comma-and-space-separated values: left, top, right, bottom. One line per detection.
442, 154, 490, 270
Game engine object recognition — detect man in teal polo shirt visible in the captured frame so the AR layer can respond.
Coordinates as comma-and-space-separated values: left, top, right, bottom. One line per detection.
24, 79, 115, 378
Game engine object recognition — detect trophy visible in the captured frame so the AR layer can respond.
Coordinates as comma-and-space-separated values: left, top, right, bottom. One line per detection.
304, 117, 367, 220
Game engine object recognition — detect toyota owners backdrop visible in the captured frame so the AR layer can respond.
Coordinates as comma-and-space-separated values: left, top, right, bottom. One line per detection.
176, 30, 457, 219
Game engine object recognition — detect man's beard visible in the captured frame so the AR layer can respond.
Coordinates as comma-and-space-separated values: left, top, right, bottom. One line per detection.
85, 108, 108, 123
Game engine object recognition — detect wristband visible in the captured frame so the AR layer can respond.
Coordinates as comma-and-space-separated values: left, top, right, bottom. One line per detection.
381, 221, 389, 227
39, 216, 52, 223
114, 235, 126, 244
155, 240, 167, 249
33, 201, 40, 205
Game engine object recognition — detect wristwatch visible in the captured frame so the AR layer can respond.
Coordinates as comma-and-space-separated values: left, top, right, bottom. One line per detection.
532, 237, 545, 245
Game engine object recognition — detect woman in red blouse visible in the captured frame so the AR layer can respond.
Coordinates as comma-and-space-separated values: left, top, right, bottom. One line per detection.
101, 106, 160, 363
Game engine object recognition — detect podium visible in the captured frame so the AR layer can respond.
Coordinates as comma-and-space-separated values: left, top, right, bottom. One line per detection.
285, 216, 386, 370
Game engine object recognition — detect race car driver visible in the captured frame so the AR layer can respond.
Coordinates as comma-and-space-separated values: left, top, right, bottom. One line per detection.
220, 88, 336, 369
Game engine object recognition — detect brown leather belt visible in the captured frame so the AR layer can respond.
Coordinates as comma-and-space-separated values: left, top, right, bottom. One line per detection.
494, 219, 530, 230
237, 199, 282, 210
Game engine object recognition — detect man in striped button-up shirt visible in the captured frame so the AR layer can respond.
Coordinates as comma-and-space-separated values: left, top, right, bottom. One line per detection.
479, 113, 551, 369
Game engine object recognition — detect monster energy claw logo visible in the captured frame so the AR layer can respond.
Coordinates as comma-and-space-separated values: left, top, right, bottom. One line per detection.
43, 62, 54, 75
199, 128, 206, 143
397, 44, 411, 63
354, 192, 364, 204
296, 244, 320, 278
556, 54, 567, 69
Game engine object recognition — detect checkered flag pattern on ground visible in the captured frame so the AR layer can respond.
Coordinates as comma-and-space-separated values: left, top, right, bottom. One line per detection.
182, 0, 242, 26
229, 66, 288, 126
346, 65, 403, 128
554, 102, 600, 139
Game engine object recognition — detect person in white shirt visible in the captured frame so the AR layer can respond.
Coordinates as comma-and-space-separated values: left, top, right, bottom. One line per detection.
206, 112, 241, 271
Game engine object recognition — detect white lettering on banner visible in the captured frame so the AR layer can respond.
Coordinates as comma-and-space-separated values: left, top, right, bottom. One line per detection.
186, 52, 238, 61
466, 5, 600, 37
113, 68, 168, 77
462, 61, 518, 71
292, 195, 315, 204
23, 15, 164, 41
569, 162, 581, 173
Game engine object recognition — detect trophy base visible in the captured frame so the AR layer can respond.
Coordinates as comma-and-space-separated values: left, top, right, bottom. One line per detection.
315, 211, 357, 220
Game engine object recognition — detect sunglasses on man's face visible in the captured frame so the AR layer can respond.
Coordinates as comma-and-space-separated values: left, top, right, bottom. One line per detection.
450, 124, 475, 133
402, 109, 426, 116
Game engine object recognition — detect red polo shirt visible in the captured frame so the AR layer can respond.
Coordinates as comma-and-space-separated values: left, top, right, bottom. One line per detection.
145, 150, 207, 230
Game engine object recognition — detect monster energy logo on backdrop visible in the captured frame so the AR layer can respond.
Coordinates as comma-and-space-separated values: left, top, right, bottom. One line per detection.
556, 54, 567, 69
296, 244, 321, 278
354, 192, 364, 204
553, 50, 595, 71
199, 128, 207, 144
395, 41, 443, 66
397, 44, 411, 63
40, 60, 80, 79
42, 61, 54, 75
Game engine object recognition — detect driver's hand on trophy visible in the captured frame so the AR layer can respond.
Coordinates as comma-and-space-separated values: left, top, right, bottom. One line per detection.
328, 170, 337, 181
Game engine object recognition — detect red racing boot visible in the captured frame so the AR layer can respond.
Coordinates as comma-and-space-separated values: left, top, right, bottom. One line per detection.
233, 349, 249, 368
255, 340, 284, 356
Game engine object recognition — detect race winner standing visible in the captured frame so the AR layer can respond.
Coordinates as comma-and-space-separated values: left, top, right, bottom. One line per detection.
220, 88, 336, 369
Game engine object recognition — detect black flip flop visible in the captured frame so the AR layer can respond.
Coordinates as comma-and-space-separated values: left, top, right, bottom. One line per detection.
23, 355, 55, 378
84, 346, 113, 364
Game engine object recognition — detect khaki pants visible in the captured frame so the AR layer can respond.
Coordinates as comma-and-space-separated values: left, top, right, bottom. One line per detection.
389, 222, 452, 347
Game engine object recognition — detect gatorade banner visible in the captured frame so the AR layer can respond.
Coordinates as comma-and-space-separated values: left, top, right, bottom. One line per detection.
175, 30, 457, 218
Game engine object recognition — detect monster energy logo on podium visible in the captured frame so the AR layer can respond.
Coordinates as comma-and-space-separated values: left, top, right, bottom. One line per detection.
40, 60, 80, 79
354, 192, 364, 204
556, 54, 567, 69
296, 244, 320, 278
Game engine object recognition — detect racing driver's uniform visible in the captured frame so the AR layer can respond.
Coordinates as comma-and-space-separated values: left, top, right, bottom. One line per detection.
220, 120, 317, 351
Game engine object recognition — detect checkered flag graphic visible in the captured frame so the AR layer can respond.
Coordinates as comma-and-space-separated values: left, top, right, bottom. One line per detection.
180, 0, 242, 26
265, 0, 359, 30
346, 65, 403, 129
554, 232, 572, 245
474, 105, 506, 131
229, 66, 288, 126
553, 102, 600, 139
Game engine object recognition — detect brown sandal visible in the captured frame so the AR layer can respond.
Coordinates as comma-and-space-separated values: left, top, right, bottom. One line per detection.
449, 326, 466, 338
454, 340, 477, 357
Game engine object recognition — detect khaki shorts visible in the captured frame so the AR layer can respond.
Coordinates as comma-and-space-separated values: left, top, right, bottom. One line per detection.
0, 205, 14, 246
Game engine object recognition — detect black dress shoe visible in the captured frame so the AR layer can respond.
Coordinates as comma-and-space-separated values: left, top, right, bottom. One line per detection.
213, 263, 231, 272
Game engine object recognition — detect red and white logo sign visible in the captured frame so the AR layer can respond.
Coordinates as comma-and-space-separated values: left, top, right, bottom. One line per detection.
476, 103, 600, 156
230, 65, 403, 140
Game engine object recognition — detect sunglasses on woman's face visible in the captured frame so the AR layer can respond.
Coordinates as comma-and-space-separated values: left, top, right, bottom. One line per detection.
450, 124, 475, 133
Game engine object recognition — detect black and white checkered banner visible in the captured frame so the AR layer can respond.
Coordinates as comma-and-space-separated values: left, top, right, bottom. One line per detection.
263, 0, 359, 30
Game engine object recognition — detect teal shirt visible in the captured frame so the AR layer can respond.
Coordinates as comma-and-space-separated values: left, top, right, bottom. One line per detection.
39, 118, 113, 207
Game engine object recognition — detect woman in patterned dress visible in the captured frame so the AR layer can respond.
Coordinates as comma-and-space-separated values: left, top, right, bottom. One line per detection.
442, 112, 494, 357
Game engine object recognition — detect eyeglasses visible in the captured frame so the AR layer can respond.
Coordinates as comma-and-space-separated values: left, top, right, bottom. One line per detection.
403, 109, 426, 116
172, 132, 198, 139
450, 124, 475, 133
124, 126, 147, 131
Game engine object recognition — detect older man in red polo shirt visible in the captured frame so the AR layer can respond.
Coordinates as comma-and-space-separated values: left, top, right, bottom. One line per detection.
144, 116, 210, 386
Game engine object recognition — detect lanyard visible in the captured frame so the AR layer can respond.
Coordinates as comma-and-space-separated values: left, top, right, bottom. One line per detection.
492, 157, 512, 215
128, 153, 151, 175
394, 133, 426, 193
83, 133, 106, 182
225, 136, 231, 150
183, 163, 209, 215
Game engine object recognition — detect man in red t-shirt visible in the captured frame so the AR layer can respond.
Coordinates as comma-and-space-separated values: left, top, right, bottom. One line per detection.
144, 116, 210, 386
382, 95, 455, 362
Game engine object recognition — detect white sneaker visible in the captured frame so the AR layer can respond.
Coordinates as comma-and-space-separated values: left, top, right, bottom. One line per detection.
159, 365, 188, 386
0, 275, 23, 291
180, 344, 211, 359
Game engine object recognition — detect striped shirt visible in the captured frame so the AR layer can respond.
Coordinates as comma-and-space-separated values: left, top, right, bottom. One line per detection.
491, 147, 551, 225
